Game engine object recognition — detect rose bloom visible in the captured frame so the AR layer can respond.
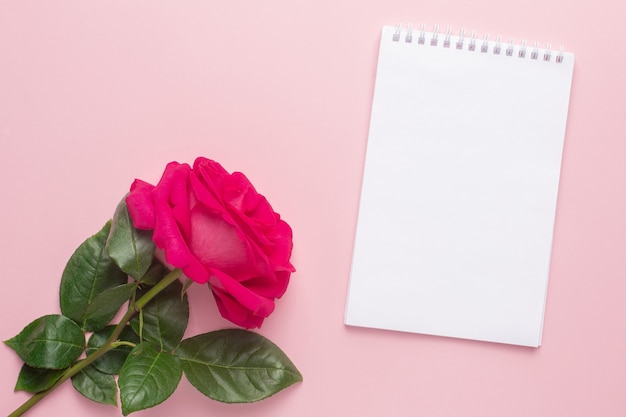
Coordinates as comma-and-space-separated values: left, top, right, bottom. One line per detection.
126, 157, 295, 328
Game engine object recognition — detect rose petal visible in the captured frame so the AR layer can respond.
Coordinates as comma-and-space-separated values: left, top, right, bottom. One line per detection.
146, 162, 210, 284
194, 158, 229, 198
152, 199, 210, 284
188, 205, 255, 278
189, 170, 227, 214
240, 270, 291, 299
211, 287, 265, 328
221, 171, 256, 212
169, 169, 192, 241
126, 180, 157, 229
209, 268, 275, 317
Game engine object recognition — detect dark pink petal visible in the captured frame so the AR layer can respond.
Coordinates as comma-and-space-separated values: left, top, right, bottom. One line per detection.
152, 199, 210, 284
147, 162, 210, 283
189, 170, 226, 214
211, 287, 265, 328
225, 201, 277, 248
221, 171, 255, 211
194, 158, 229, 200
209, 268, 275, 317
126, 180, 157, 230
239, 270, 291, 299
188, 205, 257, 279
265, 219, 295, 267
169, 169, 192, 242
242, 191, 276, 227
151, 162, 190, 202
242, 218, 294, 273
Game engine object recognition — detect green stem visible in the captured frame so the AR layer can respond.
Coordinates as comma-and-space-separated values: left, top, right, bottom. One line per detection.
8, 268, 182, 417
111, 340, 137, 349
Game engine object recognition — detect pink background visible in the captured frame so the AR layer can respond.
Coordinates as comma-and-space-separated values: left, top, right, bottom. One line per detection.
1, 1, 625, 416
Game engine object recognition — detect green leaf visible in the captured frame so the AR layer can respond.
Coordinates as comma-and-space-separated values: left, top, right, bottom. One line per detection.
181, 277, 194, 295
130, 279, 188, 351
87, 325, 140, 375
60, 221, 128, 331
71, 364, 118, 406
106, 197, 155, 280
15, 364, 66, 393
83, 283, 137, 326
138, 262, 167, 286
119, 343, 182, 415
4, 314, 84, 369
174, 329, 302, 403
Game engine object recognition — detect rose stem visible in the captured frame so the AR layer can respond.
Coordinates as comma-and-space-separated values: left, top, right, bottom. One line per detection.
8, 268, 183, 417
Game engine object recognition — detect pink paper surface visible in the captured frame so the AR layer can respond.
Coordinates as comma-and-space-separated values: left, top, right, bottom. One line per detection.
1, 1, 625, 416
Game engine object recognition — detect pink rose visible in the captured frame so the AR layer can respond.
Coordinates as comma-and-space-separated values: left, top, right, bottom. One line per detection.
126, 157, 295, 329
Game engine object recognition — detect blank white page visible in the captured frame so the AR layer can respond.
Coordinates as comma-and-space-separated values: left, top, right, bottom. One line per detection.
345, 26, 575, 347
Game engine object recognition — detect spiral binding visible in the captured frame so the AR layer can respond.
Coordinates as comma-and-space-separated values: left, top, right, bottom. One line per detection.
392, 24, 565, 63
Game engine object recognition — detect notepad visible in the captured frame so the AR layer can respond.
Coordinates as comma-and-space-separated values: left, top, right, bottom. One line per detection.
345, 25, 575, 347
